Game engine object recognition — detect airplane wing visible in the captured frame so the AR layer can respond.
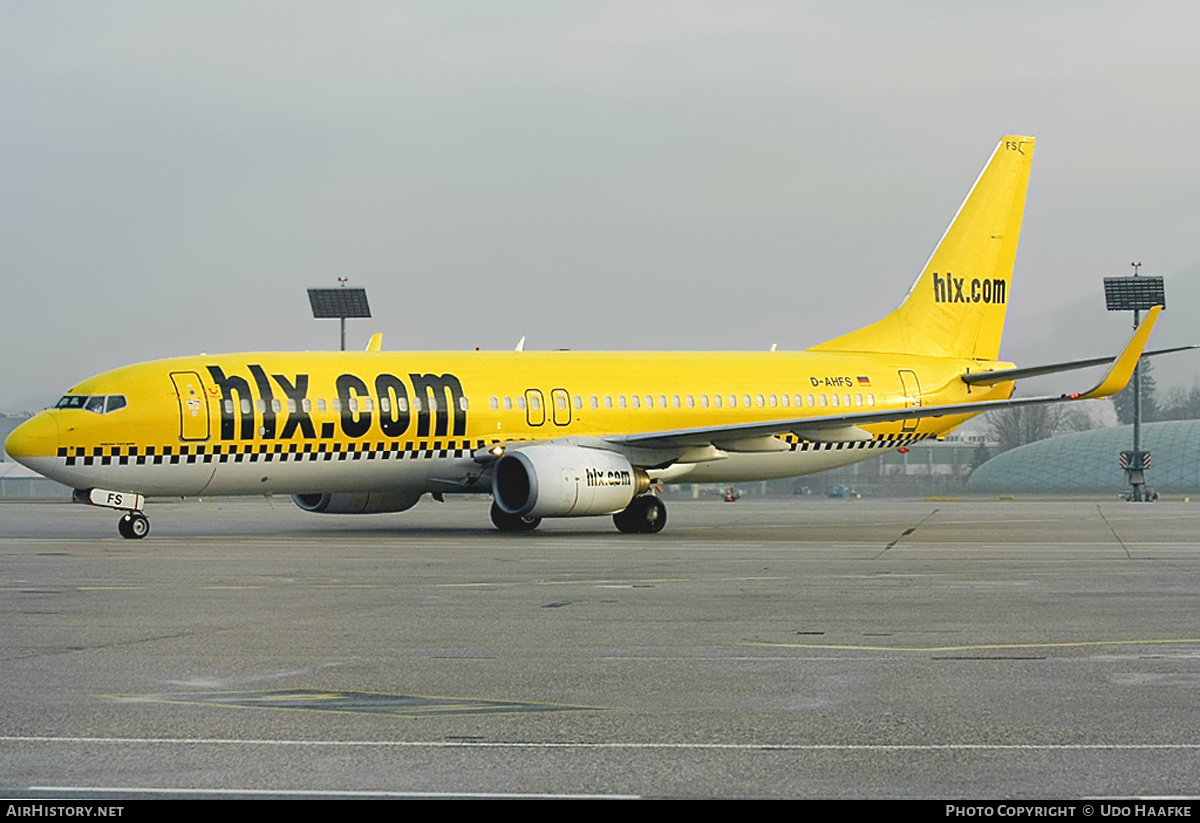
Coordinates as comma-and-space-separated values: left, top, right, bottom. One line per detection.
604, 306, 1165, 453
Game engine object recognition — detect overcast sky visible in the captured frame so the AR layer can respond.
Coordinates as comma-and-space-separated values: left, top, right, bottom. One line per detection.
3, 1, 1198, 411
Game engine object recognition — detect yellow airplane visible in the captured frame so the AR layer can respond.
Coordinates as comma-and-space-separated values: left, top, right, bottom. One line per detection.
2, 136, 1179, 538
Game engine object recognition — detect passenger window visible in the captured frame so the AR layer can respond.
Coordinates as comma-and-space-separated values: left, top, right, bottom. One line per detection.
397, 397, 409, 412
631, 395, 640, 409
242, 398, 253, 415
713, 395, 722, 408
700, 395, 709, 408
225, 399, 234, 414
645, 396, 654, 408
590, 396, 599, 409
819, 395, 827, 407
302, 399, 312, 413
604, 396, 613, 409
780, 394, 788, 408
380, 397, 391, 413
617, 396, 626, 408
757, 394, 765, 408
460, 397, 469, 411
271, 398, 282, 414
573, 396, 582, 409
728, 395, 737, 408
504, 397, 513, 411
659, 395, 667, 408
489, 397, 498, 410
831, 394, 839, 407
317, 399, 326, 413
672, 395, 681, 408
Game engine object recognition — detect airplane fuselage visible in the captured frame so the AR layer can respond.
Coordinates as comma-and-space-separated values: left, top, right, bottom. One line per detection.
18, 134, 1147, 538
11, 349, 1012, 499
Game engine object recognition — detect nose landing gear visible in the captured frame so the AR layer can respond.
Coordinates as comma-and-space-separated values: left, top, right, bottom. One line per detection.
117, 511, 151, 539
73, 488, 150, 539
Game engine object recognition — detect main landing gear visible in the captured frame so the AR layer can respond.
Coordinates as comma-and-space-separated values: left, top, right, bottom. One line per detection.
488, 496, 667, 534
490, 501, 542, 532
613, 495, 667, 534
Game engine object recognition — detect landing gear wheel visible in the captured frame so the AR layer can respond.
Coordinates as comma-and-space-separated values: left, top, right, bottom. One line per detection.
490, 501, 542, 532
613, 495, 667, 534
118, 512, 150, 540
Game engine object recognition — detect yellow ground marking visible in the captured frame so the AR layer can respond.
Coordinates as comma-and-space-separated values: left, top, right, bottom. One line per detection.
749, 638, 1200, 653
437, 578, 690, 588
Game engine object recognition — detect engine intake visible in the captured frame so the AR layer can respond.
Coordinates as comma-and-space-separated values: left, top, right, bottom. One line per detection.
493, 446, 650, 518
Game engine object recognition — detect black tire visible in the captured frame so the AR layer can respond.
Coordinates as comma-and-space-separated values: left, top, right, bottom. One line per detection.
637, 496, 667, 534
119, 512, 150, 540
490, 501, 541, 532
613, 505, 640, 533
613, 496, 667, 534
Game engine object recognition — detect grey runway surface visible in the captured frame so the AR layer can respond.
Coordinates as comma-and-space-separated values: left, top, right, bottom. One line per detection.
2, 496, 1199, 798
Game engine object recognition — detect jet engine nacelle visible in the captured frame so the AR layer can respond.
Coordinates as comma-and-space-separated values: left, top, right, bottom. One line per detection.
292, 491, 421, 515
493, 445, 650, 518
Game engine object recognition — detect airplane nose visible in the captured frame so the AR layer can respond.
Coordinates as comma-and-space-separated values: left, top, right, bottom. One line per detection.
4, 412, 59, 463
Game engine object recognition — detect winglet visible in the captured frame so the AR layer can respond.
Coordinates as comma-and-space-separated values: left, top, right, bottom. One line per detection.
1078, 305, 1161, 399
365, 333, 382, 352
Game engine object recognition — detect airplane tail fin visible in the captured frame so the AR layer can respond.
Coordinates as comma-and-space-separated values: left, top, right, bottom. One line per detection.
811, 136, 1035, 361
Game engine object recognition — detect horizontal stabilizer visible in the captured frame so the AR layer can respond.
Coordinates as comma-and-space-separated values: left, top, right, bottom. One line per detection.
607, 306, 1164, 454
963, 345, 1194, 386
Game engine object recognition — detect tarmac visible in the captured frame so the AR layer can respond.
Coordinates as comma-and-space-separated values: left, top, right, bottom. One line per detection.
2, 495, 1199, 798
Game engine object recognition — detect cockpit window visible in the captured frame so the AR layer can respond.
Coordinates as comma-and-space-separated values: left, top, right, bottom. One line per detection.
55, 395, 128, 415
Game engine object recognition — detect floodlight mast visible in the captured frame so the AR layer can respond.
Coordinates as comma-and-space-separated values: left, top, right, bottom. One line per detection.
1103, 263, 1166, 502
307, 279, 371, 351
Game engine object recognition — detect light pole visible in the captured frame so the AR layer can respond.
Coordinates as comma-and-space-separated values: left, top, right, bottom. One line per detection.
307, 279, 371, 351
1104, 264, 1165, 502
